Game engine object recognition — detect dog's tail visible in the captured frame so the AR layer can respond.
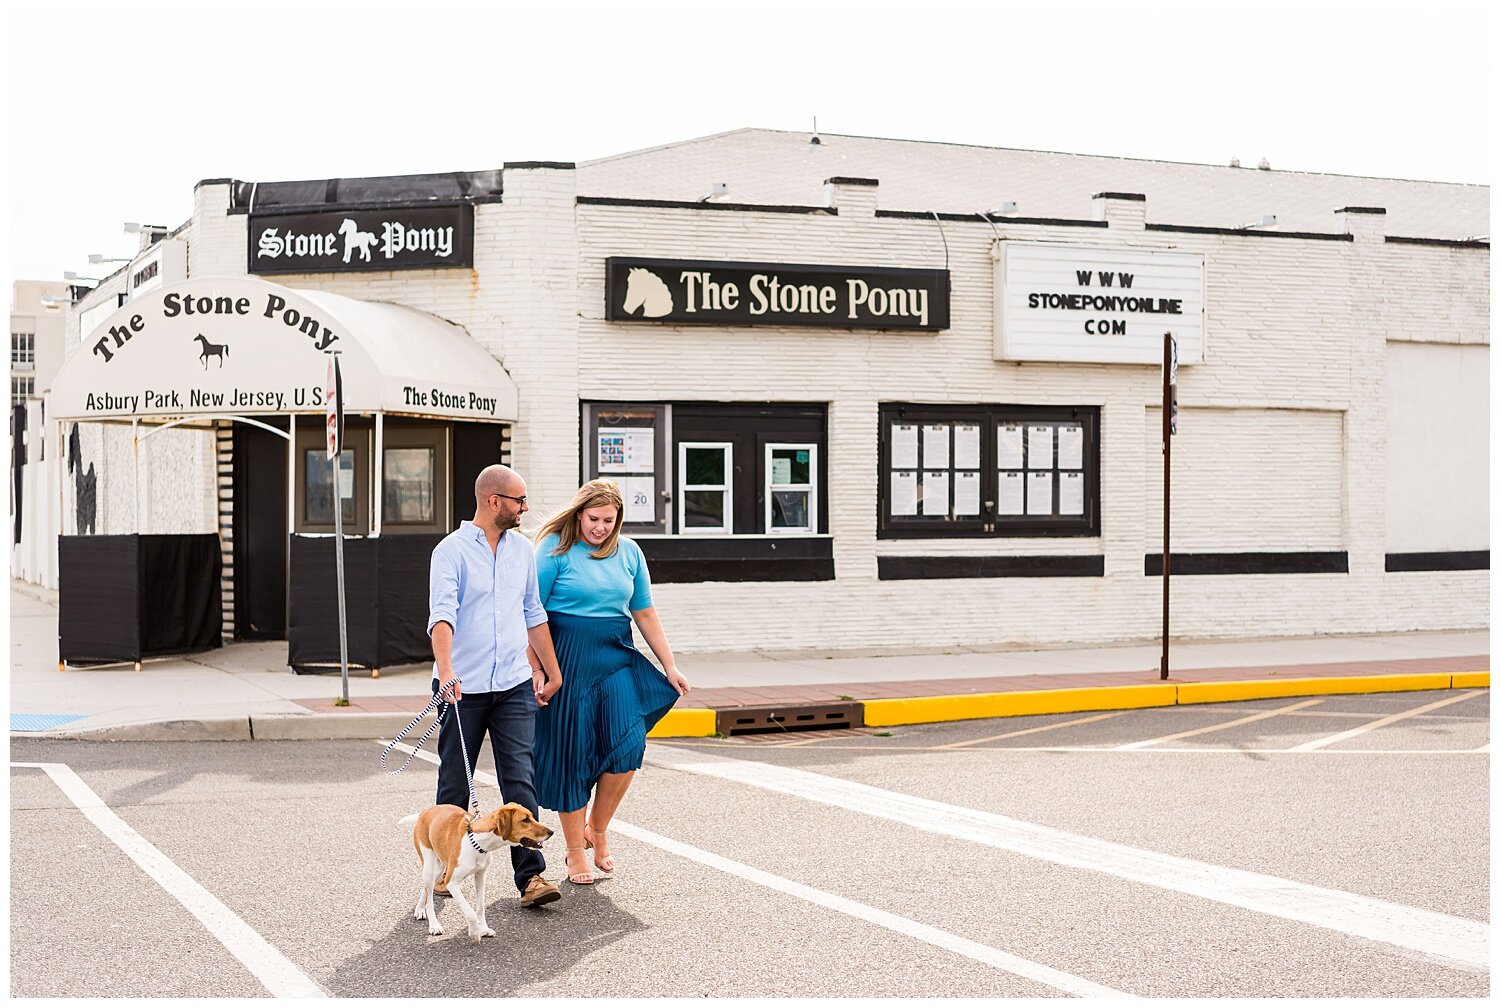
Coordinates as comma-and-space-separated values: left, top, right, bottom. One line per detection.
397, 813, 419, 827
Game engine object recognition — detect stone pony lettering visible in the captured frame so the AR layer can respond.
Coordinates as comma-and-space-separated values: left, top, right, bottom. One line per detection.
91, 292, 341, 363
257, 217, 456, 262
678, 270, 931, 326
402, 385, 498, 415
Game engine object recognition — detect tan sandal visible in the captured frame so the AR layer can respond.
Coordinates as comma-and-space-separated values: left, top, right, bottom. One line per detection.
584, 822, 616, 874
564, 846, 594, 885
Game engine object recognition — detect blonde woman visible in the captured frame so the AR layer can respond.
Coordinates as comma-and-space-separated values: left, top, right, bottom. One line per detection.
527, 479, 689, 885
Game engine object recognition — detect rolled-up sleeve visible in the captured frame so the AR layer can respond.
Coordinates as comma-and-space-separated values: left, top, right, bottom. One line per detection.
522, 543, 548, 628
428, 540, 460, 636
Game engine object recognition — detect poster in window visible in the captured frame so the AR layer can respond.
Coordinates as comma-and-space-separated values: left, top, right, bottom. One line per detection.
954, 424, 980, 469
1027, 426, 1053, 469
598, 427, 654, 473
1058, 425, 1084, 470
1026, 471, 1053, 514
998, 425, 1023, 469
891, 471, 918, 516
922, 424, 950, 469
921, 471, 950, 515
891, 424, 918, 469
619, 476, 655, 523
771, 457, 792, 484
998, 471, 1024, 514
954, 471, 981, 516
1059, 471, 1085, 515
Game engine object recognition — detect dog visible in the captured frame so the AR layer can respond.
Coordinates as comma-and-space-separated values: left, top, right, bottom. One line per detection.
398, 802, 554, 941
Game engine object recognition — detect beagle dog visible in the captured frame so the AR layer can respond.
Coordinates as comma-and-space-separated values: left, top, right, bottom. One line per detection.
398, 802, 554, 941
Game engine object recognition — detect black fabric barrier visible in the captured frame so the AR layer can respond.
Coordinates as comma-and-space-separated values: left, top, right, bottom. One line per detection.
59, 535, 140, 664
139, 535, 222, 655
58, 533, 221, 664
287, 534, 442, 670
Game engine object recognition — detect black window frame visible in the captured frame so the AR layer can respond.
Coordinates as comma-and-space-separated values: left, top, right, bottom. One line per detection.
878, 403, 1101, 538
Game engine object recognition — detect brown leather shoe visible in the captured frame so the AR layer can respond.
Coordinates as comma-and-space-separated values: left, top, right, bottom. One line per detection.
520, 875, 561, 908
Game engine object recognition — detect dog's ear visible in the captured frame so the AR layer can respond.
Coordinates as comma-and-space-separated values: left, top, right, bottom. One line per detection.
492, 805, 517, 840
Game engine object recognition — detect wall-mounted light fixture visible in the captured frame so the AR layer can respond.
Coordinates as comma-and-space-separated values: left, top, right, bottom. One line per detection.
62, 271, 99, 284
1238, 214, 1278, 230
123, 222, 168, 235
87, 254, 132, 265
699, 182, 729, 203
988, 201, 1019, 217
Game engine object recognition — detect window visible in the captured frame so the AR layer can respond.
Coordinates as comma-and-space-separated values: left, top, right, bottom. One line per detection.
383, 447, 435, 524
766, 443, 817, 533
11, 376, 33, 404
305, 450, 356, 524
678, 442, 733, 534
582, 401, 828, 535
880, 403, 1099, 537
11, 332, 34, 367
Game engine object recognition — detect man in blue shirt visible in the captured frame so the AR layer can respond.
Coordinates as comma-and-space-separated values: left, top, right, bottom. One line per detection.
428, 463, 564, 908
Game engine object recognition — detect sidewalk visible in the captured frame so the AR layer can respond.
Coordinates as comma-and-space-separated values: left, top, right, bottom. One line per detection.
8, 582, 1489, 741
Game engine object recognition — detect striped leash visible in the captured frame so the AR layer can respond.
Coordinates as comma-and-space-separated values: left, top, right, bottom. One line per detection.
380, 679, 479, 815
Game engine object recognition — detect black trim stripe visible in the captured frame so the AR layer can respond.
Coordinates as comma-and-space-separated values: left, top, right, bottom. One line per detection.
879, 555, 1104, 579
1145, 223, 1354, 241
577, 196, 836, 215
1145, 552, 1349, 576
1386, 235, 1490, 249
636, 536, 835, 583
876, 209, 1109, 228
1336, 206, 1387, 214
825, 176, 878, 186
1092, 192, 1147, 201
503, 161, 576, 170
1385, 550, 1489, 572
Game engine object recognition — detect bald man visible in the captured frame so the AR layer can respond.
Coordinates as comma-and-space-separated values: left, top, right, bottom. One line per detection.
427, 464, 565, 908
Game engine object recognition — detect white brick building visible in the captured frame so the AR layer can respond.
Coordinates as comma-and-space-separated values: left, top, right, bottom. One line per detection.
38, 128, 1488, 662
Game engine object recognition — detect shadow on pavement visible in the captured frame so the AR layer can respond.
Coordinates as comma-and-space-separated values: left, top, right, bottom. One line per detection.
325, 884, 643, 997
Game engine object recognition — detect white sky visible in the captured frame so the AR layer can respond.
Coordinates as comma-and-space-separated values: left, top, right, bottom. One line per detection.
4, 0, 1491, 284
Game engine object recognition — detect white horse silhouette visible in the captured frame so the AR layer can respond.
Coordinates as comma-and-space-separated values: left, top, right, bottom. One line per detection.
339, 218, 378, 263
621, 268, 674, 318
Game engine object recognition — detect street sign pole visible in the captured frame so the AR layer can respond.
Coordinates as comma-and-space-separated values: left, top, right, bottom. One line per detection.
326, 354, 349, 705
1160, 332, 1177, 681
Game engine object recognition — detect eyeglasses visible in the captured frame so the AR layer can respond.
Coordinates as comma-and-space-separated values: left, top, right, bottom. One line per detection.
490, 492, 527, 506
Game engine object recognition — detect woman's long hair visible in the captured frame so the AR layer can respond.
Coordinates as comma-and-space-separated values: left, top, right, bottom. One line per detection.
536, 479, 626, 559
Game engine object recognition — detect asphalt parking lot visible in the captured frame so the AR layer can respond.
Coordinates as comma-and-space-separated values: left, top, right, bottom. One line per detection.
10, 689, 1489, 997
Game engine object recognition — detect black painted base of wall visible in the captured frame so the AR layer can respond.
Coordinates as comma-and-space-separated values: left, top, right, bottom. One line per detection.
879, 555, 1104, 579
635, 536, 834, 583
1145, 552, 1348, 576
1385, 550, 1489, 572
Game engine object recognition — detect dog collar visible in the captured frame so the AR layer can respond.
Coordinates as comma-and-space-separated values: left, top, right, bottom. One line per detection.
465, 828, 488, 854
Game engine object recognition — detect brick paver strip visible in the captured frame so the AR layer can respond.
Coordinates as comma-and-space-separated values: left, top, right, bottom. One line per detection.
293, 654, 1487, 714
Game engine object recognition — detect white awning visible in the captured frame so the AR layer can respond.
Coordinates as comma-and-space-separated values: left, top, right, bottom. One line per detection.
50, 277, 518, 423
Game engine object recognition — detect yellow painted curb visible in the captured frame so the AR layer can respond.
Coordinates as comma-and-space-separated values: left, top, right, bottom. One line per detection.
1452, 671, 1490, 688
863, 684, 1177, 728
1176, 673, 1456, 705
648, 708, 716, 738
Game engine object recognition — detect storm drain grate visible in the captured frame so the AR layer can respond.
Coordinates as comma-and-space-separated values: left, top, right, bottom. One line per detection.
716, 702, 864, 736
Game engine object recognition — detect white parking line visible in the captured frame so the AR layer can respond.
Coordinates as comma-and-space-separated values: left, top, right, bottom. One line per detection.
646, 747, 1488, 974
11, 762, 325, 998
1289, 691, 1482, 751
1112, 698, 1324, 750
937, 711, 1124, 749
383, 741, 1126, 998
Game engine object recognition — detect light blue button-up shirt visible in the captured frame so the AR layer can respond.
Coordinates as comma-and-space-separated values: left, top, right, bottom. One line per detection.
427, 521, 547, 694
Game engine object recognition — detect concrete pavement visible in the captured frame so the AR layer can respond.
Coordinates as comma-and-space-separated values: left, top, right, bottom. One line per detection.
7, 581, 1489, 741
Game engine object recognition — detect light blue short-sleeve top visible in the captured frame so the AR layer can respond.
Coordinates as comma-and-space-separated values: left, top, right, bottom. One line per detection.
535, 533, 654, 618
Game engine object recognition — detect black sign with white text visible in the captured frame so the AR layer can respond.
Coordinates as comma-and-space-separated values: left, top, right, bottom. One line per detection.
249, 205, 473, 274
606, 257, 950, 330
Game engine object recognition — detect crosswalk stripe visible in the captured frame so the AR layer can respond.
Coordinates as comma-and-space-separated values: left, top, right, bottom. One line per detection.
646, 746, 1487, 973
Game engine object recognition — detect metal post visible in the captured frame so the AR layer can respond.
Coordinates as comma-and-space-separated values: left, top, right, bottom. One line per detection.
1160, 332, 1173, 681
334, 448, 349, 704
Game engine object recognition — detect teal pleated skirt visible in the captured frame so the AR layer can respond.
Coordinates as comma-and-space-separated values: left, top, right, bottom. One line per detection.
533, 611, 681, 813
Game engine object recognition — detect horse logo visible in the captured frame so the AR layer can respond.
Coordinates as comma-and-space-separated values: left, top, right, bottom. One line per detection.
194, 334, 229, 369
621, 268, 674, 318
340, 218, 378, 263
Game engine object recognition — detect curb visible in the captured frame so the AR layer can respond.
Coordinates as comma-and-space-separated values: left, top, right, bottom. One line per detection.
22, 671, 1487, 742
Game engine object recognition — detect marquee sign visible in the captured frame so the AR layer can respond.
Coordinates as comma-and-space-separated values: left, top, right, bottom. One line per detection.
249, 204, 474, 274
606, 257, 950, 330
995, 241, 1204, 364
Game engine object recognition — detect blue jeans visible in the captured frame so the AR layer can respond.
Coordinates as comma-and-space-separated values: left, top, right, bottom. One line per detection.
434, 681, 546, 893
